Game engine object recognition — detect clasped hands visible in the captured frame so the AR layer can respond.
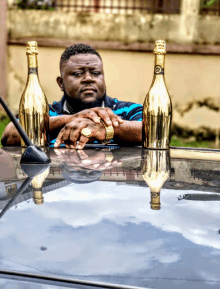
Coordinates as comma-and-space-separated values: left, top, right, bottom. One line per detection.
54, 149, 121, 171
54, 107, 123, 149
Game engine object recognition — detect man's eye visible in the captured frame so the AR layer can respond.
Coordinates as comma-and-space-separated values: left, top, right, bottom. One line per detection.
73, 72, 82, 77
92, 71, 100, 76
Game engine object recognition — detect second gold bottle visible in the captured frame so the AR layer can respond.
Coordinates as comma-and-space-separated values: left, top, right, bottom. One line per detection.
142, 40, 172, 149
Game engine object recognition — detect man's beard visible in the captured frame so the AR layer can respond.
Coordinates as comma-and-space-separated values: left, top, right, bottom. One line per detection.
63, 89, 106, 114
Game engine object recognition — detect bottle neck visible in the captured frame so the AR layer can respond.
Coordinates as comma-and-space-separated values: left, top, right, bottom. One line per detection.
33, 190, 44, 205
150, 192, 161, 210
154, 54, 165, 76
27, 54, 38, 75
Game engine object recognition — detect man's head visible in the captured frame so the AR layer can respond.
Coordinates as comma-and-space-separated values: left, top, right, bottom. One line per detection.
57, 43, 106, 112
61, 162, 103, 184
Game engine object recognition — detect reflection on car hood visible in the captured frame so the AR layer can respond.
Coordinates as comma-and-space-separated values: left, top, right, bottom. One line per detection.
0, 146, 220, 289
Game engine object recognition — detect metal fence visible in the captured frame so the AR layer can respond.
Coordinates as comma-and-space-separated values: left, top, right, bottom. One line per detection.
12, 0, 220, 15
56, 0, 181, 14
200, 1, 220, 15
13, 0, 181, 14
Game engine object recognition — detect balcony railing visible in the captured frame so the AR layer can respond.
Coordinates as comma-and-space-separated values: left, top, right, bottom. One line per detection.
200, 1, 220, 15
12, 0, 181, 14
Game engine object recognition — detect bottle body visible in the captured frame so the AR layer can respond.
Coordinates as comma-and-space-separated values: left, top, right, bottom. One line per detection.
142, 40, 172, 149
19, 42, 49, 147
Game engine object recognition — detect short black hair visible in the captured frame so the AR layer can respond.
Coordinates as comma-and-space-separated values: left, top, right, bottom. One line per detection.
60, 43, 102, 71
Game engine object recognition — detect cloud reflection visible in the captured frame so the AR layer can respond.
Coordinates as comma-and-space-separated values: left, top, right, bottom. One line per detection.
0, 182, 220, 287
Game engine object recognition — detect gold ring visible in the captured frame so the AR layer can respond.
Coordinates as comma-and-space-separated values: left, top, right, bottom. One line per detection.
82, 159, 92, 164
81, 127, 92, 138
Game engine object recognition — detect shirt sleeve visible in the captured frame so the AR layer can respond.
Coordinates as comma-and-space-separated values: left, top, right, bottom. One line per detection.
128, 104, 143, 121
112, 101, 143, 121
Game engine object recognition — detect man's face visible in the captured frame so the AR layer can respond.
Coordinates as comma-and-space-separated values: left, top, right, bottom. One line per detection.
57, 54, 106, 106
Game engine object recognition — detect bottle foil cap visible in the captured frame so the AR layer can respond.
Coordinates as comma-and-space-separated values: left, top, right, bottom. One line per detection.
33, 190, 44, 205
27, 41, 38, 55
153, 40, 166, 55
150, 191, 161, 210
150, 203, 161, 210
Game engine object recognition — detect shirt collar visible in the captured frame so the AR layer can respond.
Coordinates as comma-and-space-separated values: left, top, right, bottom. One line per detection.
63, 100, 70, 114
63, 100, 105, 114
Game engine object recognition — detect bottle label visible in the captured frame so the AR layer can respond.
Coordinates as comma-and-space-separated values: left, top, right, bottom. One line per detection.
154, 65, 164, 75
28, 68, 38, 75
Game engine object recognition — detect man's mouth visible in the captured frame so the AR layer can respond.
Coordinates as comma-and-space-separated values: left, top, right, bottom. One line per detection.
81, 87, 97, 93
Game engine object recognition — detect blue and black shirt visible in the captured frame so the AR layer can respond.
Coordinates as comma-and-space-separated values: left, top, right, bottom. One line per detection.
49, 95, 143, 146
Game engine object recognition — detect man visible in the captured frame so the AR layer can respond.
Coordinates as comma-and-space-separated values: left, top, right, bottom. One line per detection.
1, 43, 143, 149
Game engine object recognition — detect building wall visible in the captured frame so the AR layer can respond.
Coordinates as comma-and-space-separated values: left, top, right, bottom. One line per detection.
6, 1, 220, 134
7, 9, 220, 45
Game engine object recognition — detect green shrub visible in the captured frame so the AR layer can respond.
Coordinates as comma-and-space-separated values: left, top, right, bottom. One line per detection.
0, 113, 10, 147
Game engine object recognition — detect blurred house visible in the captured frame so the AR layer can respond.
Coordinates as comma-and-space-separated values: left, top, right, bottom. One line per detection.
4, 0, 220, 140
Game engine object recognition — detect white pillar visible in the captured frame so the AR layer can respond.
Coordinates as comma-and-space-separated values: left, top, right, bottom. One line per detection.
0, 0, 7, 101
178, 0, 201, 43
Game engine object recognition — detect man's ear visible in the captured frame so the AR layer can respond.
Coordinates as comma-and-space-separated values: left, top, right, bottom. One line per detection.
57, 76, 64, 91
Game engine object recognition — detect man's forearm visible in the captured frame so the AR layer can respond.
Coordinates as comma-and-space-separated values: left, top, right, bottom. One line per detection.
1, 117, 143, 147
113, 121, 142, 145
1, 122, 21, 146
1, 115, 74, 146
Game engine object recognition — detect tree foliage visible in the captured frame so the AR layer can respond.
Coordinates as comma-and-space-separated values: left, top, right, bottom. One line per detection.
201, 0, 220, 8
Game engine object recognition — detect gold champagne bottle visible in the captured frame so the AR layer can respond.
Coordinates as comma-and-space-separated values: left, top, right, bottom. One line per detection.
19, 41, 49, 147
142, 40, 172, 149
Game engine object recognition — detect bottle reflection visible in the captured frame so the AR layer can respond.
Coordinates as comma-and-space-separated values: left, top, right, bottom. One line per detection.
31, 167, 50, 205
141, 149, 170, 210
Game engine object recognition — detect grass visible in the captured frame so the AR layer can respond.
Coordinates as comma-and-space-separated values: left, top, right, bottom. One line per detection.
0, 115, 218, 149
170, 136, 217, 149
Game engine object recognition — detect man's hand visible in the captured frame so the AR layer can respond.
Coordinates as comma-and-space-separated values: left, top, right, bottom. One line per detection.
53, 149, 121, 171
54, 118, 107, 149
71, 107, 123, 127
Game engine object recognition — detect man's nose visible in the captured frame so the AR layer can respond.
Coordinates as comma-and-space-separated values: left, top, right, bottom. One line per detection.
82, 71, 94, 82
